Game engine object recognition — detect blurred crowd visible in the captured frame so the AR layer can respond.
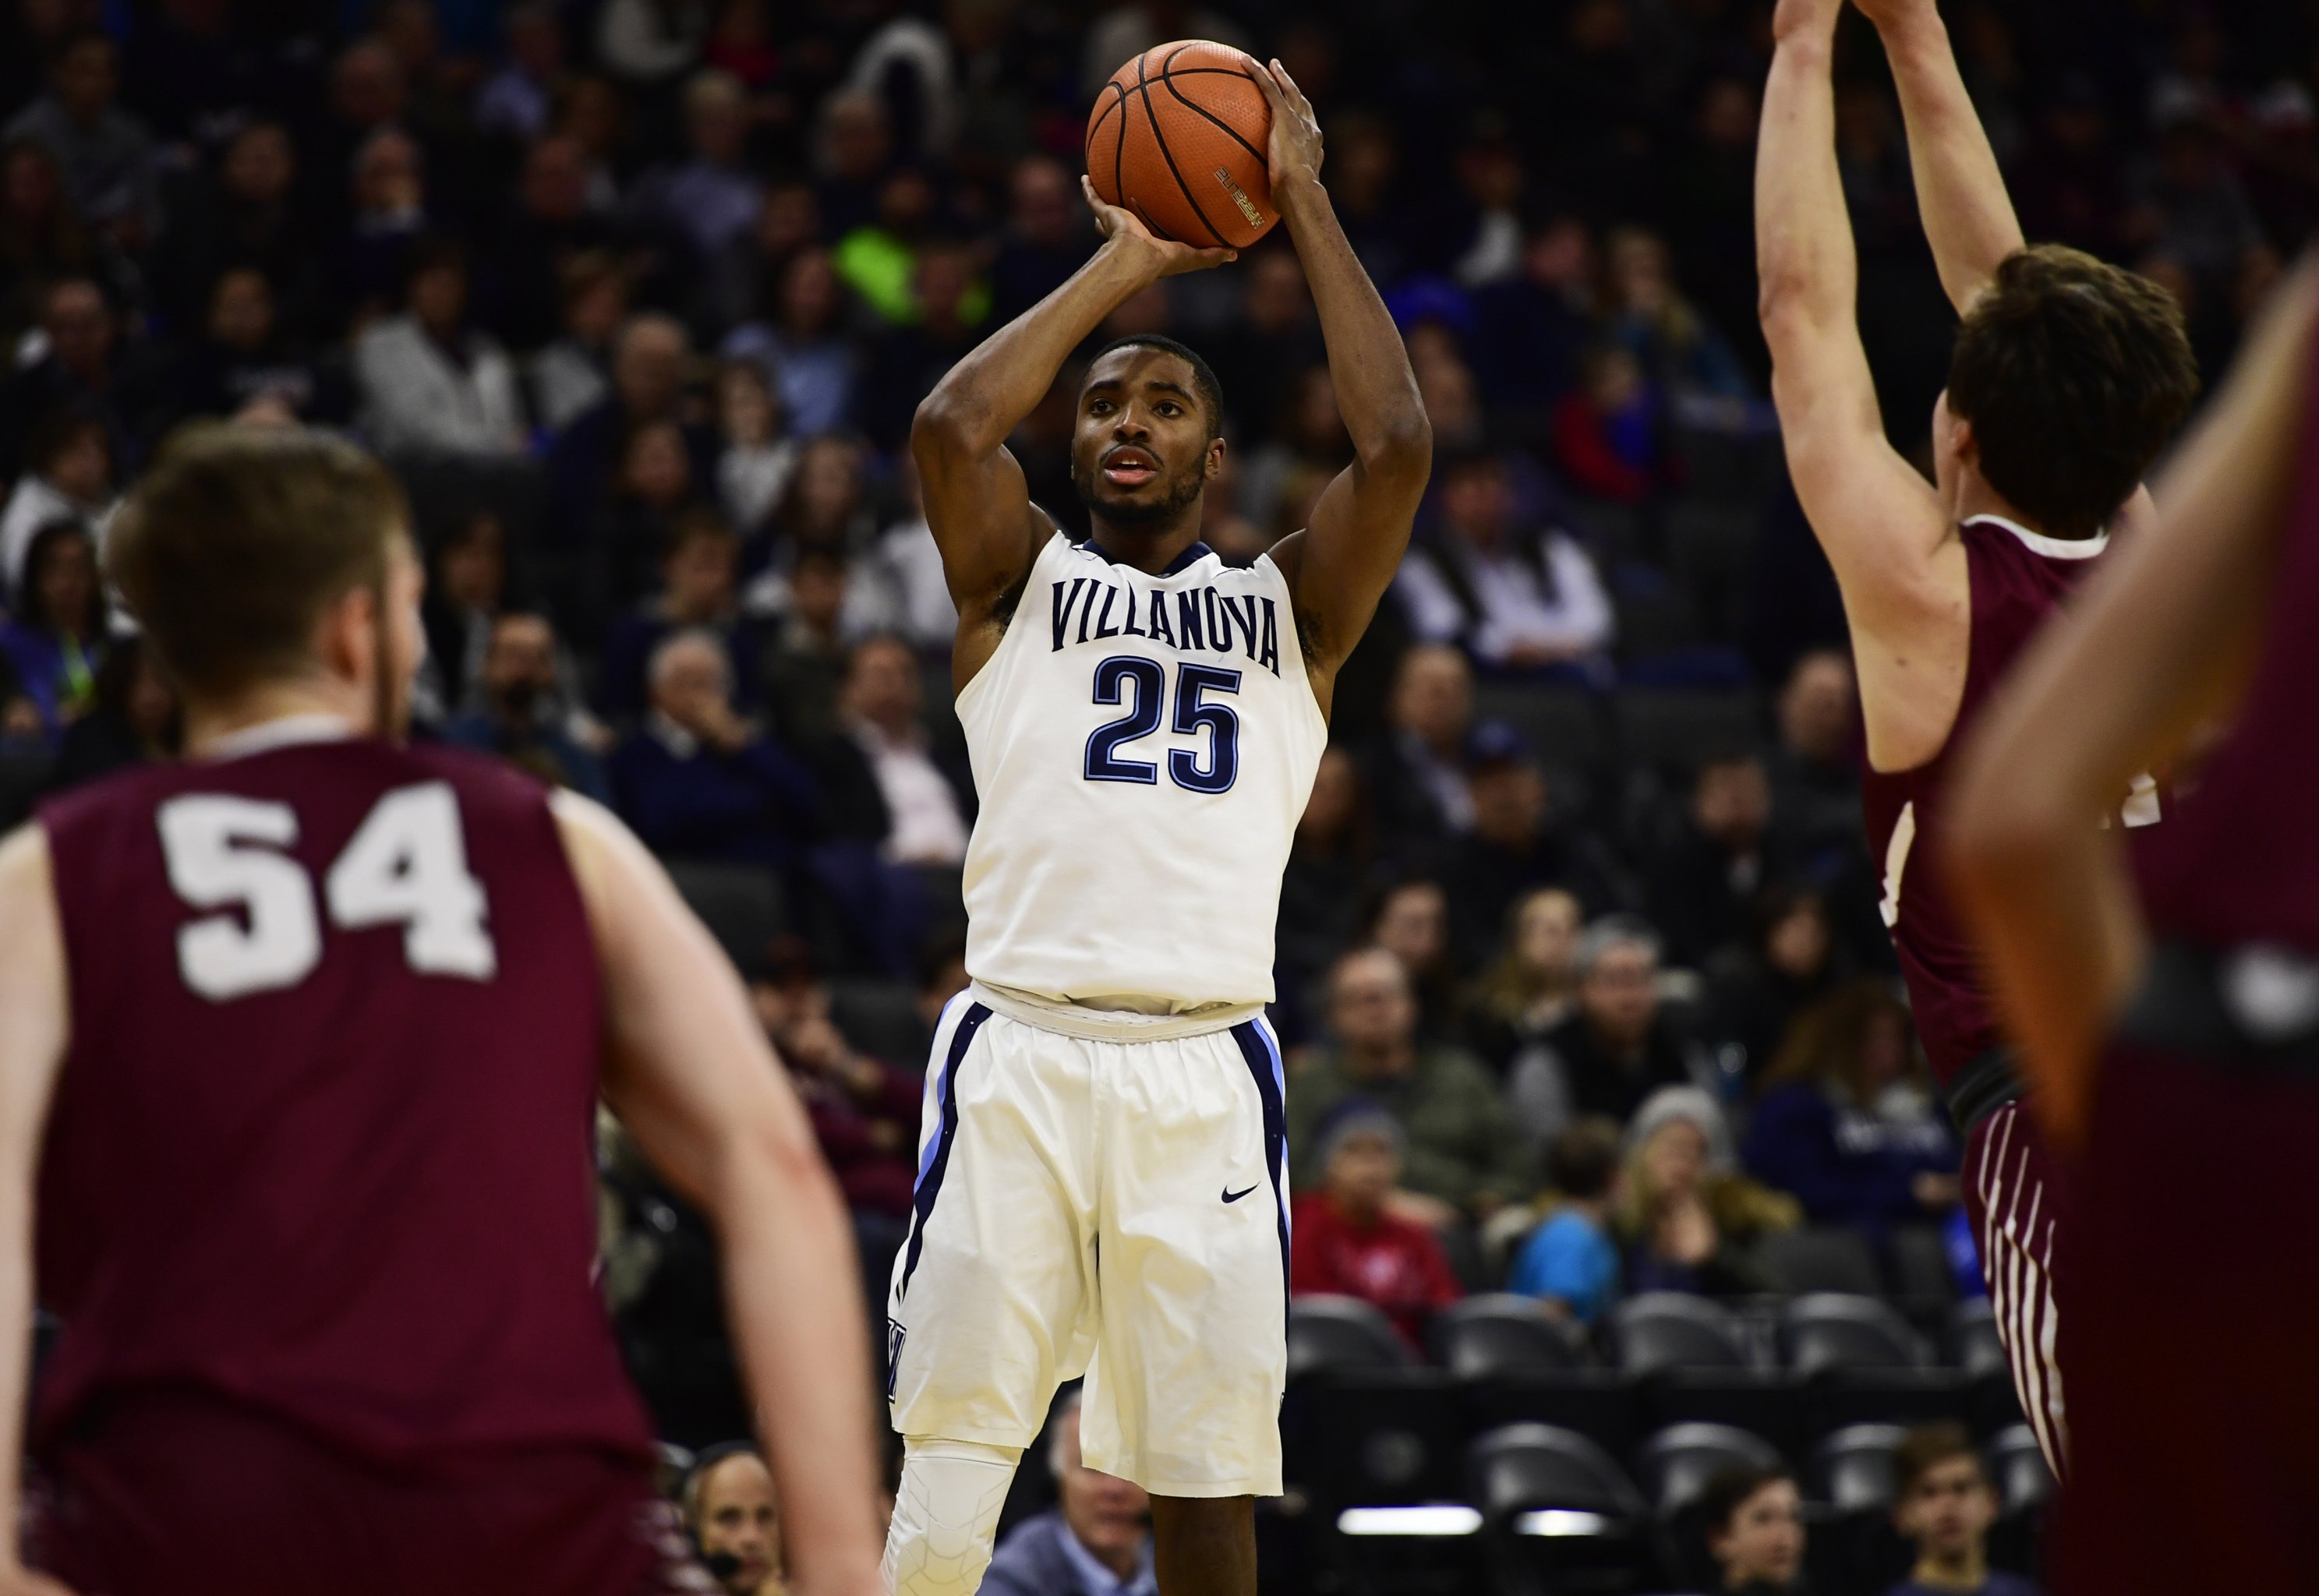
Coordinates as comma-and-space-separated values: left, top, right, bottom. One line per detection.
3, 0, 2304, 1584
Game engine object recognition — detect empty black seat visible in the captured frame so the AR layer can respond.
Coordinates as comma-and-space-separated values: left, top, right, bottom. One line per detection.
1815, 1423, 1907, 1513
1637, 1421, 1785, 1519
1613, 687, 1761, 768
663, 860, 785, 974
1472, 1424, 1651, 1595
1781, 1294, 1928, 1375
1812, 1425, 1914, 1596
1888, 1223, 1958, 1309
1289, 1294, 1410, 1381
1757, 1227, 1884, 1298
1433, 1294, 1586, 1377
1950, 1299, 2008, 1381
1612, 1293, 1752, 1374
1472, 682, 1605, 769
1465, 1370, 1642, 1468
1289, 1367, 1467, 1508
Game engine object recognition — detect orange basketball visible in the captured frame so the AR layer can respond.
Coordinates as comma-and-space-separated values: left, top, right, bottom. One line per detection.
1086, 41, 1278, 250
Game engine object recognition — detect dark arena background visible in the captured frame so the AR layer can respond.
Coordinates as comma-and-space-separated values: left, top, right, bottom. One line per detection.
2, 0, 2298, 1591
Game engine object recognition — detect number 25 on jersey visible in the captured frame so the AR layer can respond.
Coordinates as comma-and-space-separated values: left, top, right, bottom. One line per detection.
158, 780, 496, 1001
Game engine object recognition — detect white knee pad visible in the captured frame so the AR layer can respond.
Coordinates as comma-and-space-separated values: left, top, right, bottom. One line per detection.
882, 1437, 1023, 1596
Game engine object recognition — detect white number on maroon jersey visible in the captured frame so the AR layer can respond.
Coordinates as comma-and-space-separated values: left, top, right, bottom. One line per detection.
325, 783, 497, 980
159, 794, 323, 1001
158, 782, 497, 1001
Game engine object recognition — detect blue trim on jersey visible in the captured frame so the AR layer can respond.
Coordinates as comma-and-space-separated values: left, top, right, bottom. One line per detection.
1076, 536, 1214, 576
898, 1001, 992, 1300
1229, 1018, 1292, 1336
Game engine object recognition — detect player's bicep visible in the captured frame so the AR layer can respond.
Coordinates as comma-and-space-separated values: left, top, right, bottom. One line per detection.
1778, 380, 1954, 620
553, 794, 817, 1209
914, 431, 1050, 613
0, 825, 68, 1192
1280, 453, 1426, 667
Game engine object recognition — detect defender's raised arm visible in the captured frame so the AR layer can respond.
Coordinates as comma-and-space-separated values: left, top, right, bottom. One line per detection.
1252, 59, 1432, 708
910, 192, 1232, 685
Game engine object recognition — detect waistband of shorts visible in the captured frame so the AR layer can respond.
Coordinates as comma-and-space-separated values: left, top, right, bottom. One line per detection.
969, 981, 1265, 1043
2113, 934, 2319, 1066
1941, 1046, 2028, 1139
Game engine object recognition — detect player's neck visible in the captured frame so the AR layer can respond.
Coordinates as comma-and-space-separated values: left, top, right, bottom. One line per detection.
183, 677, 367, 757
1951, 477, 2045, 538
1910, 1546, 1988, 1589
1086, 515, 1204, 575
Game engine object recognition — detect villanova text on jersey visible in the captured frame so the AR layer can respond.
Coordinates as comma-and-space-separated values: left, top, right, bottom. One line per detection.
1048, 571, 1285, 677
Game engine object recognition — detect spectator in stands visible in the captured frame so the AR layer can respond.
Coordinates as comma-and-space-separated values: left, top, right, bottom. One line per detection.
860, 458, 954, 652
3, 32, 154, 240
1365, 877, 1461, 1041
1237, 363, 1350, 538
1701, 1464, 1808, 1595
2, 408, 114, 599
550, 312, 716, 534
1464, 886, 1583, 1073
988, 154, 1087, 326
580, 418, 711, 643
609, 628, 821, 867
1472, 212, 1593, 434
0, 274, 153, 483
985, 1392, 1157, 1596
1704, 885, 1847, 1087
1551, 344, 1670, 505
724, 247, 858, 440
354, 240, 525, 459
1279, 747, 1374, 1018
1744, 980, 1959, 1238
829, 634, 972, 868
1395, 450, 1613, 675
1886, 1423, 2038, 1596
1599, 224, 1752, 402
684, 1445, 787, 1596
338, 126, 430, 321
855, 237, 985, 451
1286, 948, 1532, 1224
761, 546, 862, 743
715, 359, 797, 536
44, 633, 175, 791
0, 139, 96, 337
485, 132, 630, 354
636, 69, 762, 267
599, 509, 762, 720
475, 4, 567, 141
1648, 751, 1780, 969
749, 939, 921, 1292
1290, 1100, 1464, 1351
1509, 916, 1695, 1144
170, 267, 351, 433
1767, 648, 1861, 861
416, 510, 509, 721
1618, 1087, 1791, 1299
1444, 721, 1634, 964
0, 519, 109, 745
596, 0, 710, 90
1209, 248, 1324, 450
443, 611, 611, 802
527, 249, 628, 432
148, 121, 323, 346
1507, 1116, 1624, 1328
1368, 643, 1475, 846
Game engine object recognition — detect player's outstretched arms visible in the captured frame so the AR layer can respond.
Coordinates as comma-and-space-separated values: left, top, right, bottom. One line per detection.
554, 793, 884, 1596
0, 828, 75, 1596
1857, 0, 2024, 313
1950, 258, 2319, 1143
914, 187, 1234, 686
1250, 58, 1432, 713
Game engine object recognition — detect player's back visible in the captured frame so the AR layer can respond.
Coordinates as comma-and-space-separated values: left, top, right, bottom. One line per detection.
1863, 515, 2117, 1089
31, 720, 652, 1467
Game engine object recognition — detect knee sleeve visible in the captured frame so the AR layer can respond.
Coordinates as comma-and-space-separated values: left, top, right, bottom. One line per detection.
882, 1438, 1023, 1596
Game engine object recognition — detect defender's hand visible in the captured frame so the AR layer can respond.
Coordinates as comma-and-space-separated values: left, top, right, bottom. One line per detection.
1250, 57, 1323, 199
1080, 176, 1236, 278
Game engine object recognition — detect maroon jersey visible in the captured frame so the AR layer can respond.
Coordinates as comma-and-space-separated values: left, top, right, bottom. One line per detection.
1862, 516, 2115, 1086
32, 725, 654, 1469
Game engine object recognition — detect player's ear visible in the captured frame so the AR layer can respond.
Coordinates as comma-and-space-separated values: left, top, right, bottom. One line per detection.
1205, 436, 1225, 479
313, 581, 377, 691
1950, 414, 1979, 468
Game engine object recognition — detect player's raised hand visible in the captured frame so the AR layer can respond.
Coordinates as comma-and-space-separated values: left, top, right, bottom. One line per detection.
1250, 57, 1324, 199
1080, 175, 1237, 277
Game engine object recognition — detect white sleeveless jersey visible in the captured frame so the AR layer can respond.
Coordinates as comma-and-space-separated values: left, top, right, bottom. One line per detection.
959, 531, 1328, 1010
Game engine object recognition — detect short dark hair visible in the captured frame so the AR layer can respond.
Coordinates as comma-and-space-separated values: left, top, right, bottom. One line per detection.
1699, 1463, 1794, 1538
109, 424, 408, 700
1083, 333, 1226, 441
1547, 1117, 1622, 1201
18, 519, 105, 634
1893, 1421, 1985, 1501
1948, 245, 2199, 540
662, 505, 737, 563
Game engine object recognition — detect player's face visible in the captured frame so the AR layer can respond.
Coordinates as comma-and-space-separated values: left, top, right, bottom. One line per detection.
1071, 349, 1218, 528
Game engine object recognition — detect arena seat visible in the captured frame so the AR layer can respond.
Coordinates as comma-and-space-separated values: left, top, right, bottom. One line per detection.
1287, 1294, 1409, 1381
1430, 1294, 1588, 1378
1756, 1226, 1885, 1298
826, 976, 924, 1067
1639, 1421, 1787, 1591
1469, 1422, 1652, 1595
1887, 1223, 1960, 1311
1470, 682, 1606, 770
1985, 1423, 2056, 1574
1610, 1294, 1753, 1375
1616, 1294, 1801, 1456
1293, 1368, 1476, 1594
1612, 687, 1763, 769
1462, 1369, 1642, 1470
661, 860, 786, 974
1811, 1424, 1914, 1596
1948, 1298, 2009, 1382
1780, 1294, 1930, 1375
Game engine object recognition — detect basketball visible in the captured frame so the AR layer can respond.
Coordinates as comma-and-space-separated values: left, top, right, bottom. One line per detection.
1086, 41, 1278, 250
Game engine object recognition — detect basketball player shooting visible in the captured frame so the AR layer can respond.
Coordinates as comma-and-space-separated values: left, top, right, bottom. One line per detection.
1756, 0, 2198, 1476
0, 429, 885, 1596
882, 55, 1430, 1596
1949, 255, 2319, 1596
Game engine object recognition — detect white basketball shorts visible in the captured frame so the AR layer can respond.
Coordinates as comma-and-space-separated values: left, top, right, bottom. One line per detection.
885, 986, 1291, 1499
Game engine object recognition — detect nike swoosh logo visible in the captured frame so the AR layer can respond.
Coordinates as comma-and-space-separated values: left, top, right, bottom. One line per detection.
1222, 1184, 1259, 1204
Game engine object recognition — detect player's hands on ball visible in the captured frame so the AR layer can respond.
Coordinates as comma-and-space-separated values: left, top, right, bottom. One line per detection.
1249, 57, 1323, 200
1080, 175, 1237, 280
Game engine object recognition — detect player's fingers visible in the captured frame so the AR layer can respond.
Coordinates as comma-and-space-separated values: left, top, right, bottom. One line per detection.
1080, 175, 1116, 233
1246, 53, 1287, 108
1269, 59, 1312, 116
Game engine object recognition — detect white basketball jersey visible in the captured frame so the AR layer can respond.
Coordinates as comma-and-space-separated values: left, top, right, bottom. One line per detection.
959, 531, 1328, 1010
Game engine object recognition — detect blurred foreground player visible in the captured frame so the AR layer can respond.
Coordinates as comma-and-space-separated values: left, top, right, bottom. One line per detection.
0, 425, 885, 1596
1756, 0, 2197, 1474
1953, 263, 2319, 1594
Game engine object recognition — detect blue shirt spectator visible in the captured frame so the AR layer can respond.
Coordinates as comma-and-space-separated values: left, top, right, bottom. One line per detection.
1508, 1116, 1625, 1328
440, 612, 610, 804
0, 519, 108, 746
